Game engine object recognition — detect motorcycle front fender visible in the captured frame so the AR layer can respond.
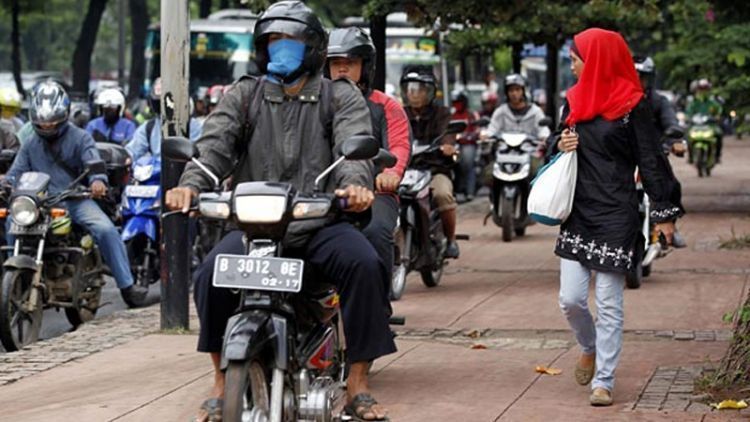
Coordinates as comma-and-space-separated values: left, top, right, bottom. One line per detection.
121, 216, 158, 242
220, 311, 288, 371
3, 254, 39, 272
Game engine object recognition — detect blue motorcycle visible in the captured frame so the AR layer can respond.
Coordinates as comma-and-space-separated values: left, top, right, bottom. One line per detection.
121, 156, 161, 290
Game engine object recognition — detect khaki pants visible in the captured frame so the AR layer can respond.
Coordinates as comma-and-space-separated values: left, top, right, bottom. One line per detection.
431, 173, 457, 212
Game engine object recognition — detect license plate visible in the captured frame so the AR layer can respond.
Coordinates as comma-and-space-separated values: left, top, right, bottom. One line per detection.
496, 154, 529, 164
9, 222, 48, 235
125, 185, 159, 198
212, 254, 304, 293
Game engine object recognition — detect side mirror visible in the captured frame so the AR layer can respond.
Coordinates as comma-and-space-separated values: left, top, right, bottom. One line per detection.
0, 149, 16, 163
85, 159, 107, 175
446, 120, 468, 135
664, 125, 684, 139
163, 136, 196, 162
538, 117, 552, 127
373, 149, 397, 169
340, 134, 379, 160
476, 116, 491, 128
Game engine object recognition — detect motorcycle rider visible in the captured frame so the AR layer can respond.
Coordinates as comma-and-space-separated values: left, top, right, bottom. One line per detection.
164, 2, 395, 421
401, 66, 461, 258
126, 78, 204, 162
327, 27, 411, 293
451, 90, 481, 202
635, 56, 687, 248
5, 81, 148, 308
0, 87, 24, 133
486, 74, 550, 143
86, 87, 136, 145
205, 85, 225, 115
686, 78, 723, 162
479, 91, 498, 118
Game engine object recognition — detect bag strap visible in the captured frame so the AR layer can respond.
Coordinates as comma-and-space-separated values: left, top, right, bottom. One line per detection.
145, 118, 156, 154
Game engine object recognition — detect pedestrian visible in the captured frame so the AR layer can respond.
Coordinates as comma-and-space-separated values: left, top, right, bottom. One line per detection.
547, 28, 680, 406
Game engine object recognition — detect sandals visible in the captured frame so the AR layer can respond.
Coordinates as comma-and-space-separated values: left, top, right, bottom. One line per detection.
344, 393, 390, 421
192, 398, 223, 422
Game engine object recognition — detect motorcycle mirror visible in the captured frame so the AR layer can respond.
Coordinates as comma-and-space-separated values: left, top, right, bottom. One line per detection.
665, 126, 684, 139
0, 149, 16, 163
446, 120, 468, 135
538, 117, 552, 127
373, 149, 397, 169
162, 136, 196, 163
339, 134, 379, 160
84, 159, 107, 175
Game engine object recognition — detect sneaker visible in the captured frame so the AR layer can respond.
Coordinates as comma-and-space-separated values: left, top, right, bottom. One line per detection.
672, 230, 687, 249
445, 241, 460, 259
589, 388, 613, 406
120, 284, 148, 308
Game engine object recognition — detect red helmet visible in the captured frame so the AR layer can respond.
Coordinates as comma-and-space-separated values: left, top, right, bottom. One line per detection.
207, 85, 225, 106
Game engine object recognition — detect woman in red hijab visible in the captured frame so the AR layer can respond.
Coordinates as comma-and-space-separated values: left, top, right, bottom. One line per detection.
548, 28, 680, 406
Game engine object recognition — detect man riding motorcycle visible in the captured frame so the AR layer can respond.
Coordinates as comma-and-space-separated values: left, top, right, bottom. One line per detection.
0, 87, 24, 134
486, 74, 550, 144
164, 2, 395, 421
401, 66, 461, 258
86, 88, 136, 145
5, 81, 148, 307
451, 90, 481, 202
686, 78, 724, 162
635, 56, 687, 248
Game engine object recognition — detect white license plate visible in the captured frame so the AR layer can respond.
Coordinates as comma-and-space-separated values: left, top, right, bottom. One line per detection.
496, 154, 529, 164
212, 254, 304, 293
9, 222, 47, 235
125, 185, 159, 198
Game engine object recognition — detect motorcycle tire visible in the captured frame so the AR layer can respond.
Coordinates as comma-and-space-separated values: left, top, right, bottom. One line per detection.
642, 263, 652, 278
696, 149, 705, 178
223, 360, 271, 421
0, 269, 42, 351
501, 197, 514, 242
126, 235, 159, 289
626, 260, 643, 289
515, 226, 526, 237
420, 266, 443, 288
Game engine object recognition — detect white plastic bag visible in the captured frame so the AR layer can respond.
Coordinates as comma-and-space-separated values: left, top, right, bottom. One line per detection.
527, 151, 578, 226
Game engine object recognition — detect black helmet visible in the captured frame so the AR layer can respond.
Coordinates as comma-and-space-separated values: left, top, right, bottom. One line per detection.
326, 27, 376, 90
634, 56, 655, 74
29, 81, 70, 140
400, 66, 437, 107
253, 1, 327, 83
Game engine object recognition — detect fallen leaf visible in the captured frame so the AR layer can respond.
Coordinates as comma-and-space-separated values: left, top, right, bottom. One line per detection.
710, 400, 748, 410
471, 344, 487, 350
466, 329, 482, 339
535, 365, 563, 375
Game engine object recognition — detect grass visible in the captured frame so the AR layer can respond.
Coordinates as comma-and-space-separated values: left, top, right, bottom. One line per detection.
719, 227, 750, 250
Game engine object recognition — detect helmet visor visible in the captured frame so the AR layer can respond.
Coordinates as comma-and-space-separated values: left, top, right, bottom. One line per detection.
403, 81, 435, 108
256, 19, 309, 44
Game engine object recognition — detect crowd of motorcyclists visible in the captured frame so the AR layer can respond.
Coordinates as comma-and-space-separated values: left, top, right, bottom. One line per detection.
0, 1, 737, 419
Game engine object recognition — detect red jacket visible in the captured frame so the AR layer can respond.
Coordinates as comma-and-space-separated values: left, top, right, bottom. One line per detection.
366, 90, 411, 179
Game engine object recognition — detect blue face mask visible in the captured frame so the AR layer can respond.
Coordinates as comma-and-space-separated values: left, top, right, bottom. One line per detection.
267, 39, 306, 78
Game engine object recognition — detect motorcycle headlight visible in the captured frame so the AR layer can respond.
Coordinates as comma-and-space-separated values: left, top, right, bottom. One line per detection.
133, 164, 154, 182
10, 196, 39, 226
235, 195, 287, 223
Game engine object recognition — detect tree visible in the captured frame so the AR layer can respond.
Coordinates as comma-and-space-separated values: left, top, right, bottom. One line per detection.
10, 0, 22, 96
72, 0, 109, 93
128, 0, 149, 101
199, 0, 211, 18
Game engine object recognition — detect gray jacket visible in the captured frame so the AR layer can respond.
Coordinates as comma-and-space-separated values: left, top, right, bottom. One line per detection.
488, 103, 550, 140
179, 73, 373, 245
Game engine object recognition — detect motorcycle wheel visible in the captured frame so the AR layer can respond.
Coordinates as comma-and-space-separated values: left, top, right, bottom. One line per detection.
420, 266, 443, 288
0, 269, 42, 351
642, 263, 652, 278
501, 197, 514, 242
696, 149, 705, 178
515, 227, 526, 237
626, 260, 643, 289
224, 360, 271, 422
126, 235, 158, 288
390, 229, 410, 301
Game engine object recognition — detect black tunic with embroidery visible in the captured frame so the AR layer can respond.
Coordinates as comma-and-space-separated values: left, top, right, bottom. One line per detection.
547, 99, 681, 274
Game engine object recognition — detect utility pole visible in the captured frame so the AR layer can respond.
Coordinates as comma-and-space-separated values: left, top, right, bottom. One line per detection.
160, 0, 191, 330
118, 0, 126, 87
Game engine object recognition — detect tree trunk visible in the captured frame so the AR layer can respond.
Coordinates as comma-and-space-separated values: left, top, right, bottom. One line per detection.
710, 291, 750, 393
10, 0, 23, 97
199, 0, 212, 18
72, 0, 110, 94
128, 0, 149, 102
511, 41, 523, 74
370, 14, 387, 92
545, 42, 559, 125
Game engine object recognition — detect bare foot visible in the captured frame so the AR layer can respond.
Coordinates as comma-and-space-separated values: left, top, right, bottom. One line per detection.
347, 361, 388, 420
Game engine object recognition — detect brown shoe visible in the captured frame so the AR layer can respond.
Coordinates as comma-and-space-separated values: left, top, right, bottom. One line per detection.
574, 354, 595, 386
589, 388, 613, 406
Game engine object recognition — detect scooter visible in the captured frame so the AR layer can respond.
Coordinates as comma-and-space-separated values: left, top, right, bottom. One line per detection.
688, 113, 719, 177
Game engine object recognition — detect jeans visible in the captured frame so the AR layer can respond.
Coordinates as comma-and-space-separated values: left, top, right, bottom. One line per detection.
362, 194, 399, 282
457, 143, 478, 197
6, 199, 134, 289
558, 258, 625, 392
193, 223, 396, 363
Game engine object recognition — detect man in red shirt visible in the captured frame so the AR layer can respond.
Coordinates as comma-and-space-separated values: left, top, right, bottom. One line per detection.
327, 27, 411, 297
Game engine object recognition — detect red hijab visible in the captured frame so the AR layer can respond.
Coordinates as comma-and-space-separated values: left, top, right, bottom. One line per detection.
565, 28, 643, 126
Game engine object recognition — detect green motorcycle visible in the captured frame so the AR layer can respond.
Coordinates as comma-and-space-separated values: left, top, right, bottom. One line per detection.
688, 114, 720, 177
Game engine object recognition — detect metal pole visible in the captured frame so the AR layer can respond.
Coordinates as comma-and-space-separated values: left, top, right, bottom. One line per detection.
439, 31, 450, 108
160, 0, 191, 330
118, 0, 126, 87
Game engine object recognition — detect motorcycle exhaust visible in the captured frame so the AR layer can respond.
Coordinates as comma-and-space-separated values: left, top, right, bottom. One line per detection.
642, 243, 662, 267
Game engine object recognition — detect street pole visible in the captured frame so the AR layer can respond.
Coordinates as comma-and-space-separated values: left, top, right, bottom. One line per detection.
118, 0, 126, 87
160, 0, 191, 330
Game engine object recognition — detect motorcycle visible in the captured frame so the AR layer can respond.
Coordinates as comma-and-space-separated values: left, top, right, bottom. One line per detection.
94, 142, 131, 220
390, 121, 466, 300
484, 119, 548, 242
163, 134, 383, 422
121, 155, 161, 293
0, 161, 109, 351
688, 113, 719, 177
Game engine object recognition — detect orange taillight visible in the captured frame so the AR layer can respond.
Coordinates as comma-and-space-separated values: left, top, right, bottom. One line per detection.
50, 208, 67, 218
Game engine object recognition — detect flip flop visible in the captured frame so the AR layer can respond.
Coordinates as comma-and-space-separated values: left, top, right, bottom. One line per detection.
343, 393, 390, 421
192, 398, 223, 422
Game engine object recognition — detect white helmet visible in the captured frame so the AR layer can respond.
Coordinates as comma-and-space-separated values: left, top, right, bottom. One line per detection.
94, 88, 126, 116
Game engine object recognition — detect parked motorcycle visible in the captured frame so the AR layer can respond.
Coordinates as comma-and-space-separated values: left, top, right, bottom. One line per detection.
0, 161, 108, 351
485, 119, 548, 242
390, 121, 466, 300
688, 113, 719, 177
163, 134, 381, 422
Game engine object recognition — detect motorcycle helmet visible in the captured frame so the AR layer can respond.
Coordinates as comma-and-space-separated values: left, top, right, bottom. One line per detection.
149, 78, 163, 115
696, 78, 712, 90
253, 1, 328, 84
95, 88, 126, 125
208, 85, 225, 107
0, 88, 22, 119
503, 73, 527, 100
450, 90, 469, 113
326, 27, 376, 91
400, 66, 437, 108
634, 56, 655, 74
51, 214, 72, 236
29, 81, 70, 140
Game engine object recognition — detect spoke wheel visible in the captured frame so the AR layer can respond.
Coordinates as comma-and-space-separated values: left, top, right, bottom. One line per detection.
224, 360, 271, 422
0, 270, 42, 351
